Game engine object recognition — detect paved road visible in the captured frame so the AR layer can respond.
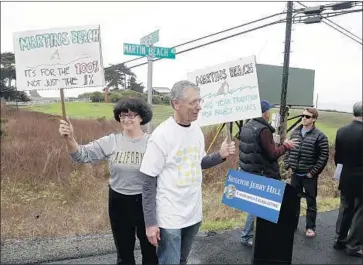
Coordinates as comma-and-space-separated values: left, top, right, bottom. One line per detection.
44, 210, 361, 264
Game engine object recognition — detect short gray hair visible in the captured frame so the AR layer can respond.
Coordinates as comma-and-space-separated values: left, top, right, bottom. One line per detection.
170, 80, 200, 104
353, 101, 363, 117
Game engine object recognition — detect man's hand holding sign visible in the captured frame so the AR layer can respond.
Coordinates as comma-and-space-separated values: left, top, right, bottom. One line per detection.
219, 137, 236, 159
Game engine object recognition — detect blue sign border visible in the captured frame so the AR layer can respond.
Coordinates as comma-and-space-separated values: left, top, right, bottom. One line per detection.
221, 169, 287, 223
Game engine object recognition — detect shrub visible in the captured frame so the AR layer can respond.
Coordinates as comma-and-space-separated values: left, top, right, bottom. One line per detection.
90, 91, 104, 102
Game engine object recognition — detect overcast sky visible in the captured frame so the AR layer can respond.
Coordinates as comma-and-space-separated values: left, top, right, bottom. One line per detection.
1, 1, 362, 112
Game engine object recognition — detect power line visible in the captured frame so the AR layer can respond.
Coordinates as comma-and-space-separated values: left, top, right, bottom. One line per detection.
128, 19, 284, 70
120, 2, 361, 70
293, 8, 362, 21
296, 1, 361, 40
323, 20, 362, 45
296, 1, 362, 45
120, 11, 288, 66
326, 17, 362, 41
125, 3, 361, 70
257, 5, 288, 59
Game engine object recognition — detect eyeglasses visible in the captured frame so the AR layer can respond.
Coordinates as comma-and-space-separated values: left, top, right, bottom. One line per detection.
301, 114, 312, 119
188, 98, 204, 107
119, 113, 138, 119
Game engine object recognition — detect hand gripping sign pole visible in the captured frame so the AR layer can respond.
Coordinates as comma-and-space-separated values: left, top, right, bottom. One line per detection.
206, 122, 240, 153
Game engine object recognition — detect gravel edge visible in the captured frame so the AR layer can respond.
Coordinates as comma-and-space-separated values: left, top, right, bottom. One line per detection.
0, 231, 209, 264
1, 233, 118, 264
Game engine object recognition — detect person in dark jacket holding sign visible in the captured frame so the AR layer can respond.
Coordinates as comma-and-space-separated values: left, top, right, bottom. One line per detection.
284, 107, 329, 238
239, 100, 297, 246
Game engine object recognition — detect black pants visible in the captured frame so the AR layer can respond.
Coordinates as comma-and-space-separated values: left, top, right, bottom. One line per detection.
108, 187, 158, 265
335, 192, 363, 250
290, 174, 318, 230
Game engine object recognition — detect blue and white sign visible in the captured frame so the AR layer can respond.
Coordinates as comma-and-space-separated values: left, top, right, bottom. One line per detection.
222, 169, 286, 223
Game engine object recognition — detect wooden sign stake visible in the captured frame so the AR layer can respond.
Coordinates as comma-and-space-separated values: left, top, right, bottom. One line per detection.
60, 88, 66, 120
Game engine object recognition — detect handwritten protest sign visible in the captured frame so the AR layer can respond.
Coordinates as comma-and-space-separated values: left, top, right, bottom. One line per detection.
13, 25, 105, 91
187, 56, 262, 127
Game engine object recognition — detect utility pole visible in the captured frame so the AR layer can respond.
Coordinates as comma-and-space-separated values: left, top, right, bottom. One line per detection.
104, 87, 110, 103
278, 1, 293, 144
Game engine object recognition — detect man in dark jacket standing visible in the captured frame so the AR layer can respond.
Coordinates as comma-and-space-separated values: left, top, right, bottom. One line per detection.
284, 107, 329, 238
333, 101, 362, 258
239, 100, 296, 246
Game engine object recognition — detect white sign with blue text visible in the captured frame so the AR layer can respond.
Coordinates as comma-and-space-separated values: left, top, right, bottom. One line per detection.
222, 169, 286, 223
187, 55, 262, 127
13, 25, 105, 91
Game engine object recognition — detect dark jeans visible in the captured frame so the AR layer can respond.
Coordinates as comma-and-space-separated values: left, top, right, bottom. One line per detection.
335, 192, 363, 251
290, 173, 318, 230
108, 187, 158, 265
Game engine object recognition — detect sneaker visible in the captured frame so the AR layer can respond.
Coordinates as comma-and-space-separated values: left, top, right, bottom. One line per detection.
346, 247, 363, 258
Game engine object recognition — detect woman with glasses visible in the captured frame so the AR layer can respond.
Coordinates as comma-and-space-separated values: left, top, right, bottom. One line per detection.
58, 97, 157, 265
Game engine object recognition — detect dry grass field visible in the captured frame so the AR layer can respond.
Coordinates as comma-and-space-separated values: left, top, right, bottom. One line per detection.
1, 103, 350, 241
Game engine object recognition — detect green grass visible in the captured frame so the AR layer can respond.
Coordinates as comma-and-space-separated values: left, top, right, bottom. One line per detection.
215, 108, 350, 143
283, 109, 351, 141
23, 102, 174, 125
23, 102, 352, 142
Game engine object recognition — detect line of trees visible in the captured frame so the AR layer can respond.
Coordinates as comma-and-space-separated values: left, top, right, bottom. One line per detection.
0, 52, 146, 101
1, 52, 29, 101
78, 90, 170, 105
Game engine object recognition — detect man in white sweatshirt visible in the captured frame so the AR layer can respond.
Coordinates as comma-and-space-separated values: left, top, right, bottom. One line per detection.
140, 80, 236, 265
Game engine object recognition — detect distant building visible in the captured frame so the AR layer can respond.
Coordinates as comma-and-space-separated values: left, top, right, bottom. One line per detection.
152, 87, 170, 96
29, 89, 41, 97
27, 90, 62, 102
29, 96, 62, 102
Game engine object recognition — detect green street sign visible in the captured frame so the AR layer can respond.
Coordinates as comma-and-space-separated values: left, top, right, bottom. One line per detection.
149, 46, 176, 59
124, 43, 176, 59
123, 43, 148, 57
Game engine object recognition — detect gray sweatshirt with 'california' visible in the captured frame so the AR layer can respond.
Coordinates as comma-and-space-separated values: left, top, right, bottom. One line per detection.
70, 133, 149, 195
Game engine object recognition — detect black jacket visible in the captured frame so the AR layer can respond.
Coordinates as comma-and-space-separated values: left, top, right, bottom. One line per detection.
284, 125, 329, 177
239, 118, 281, 179
334, 120, 363, 198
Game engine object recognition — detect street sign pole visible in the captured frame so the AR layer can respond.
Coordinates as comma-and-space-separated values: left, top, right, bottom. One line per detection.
141, 31, 159, 134
147, 46, 153, 133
